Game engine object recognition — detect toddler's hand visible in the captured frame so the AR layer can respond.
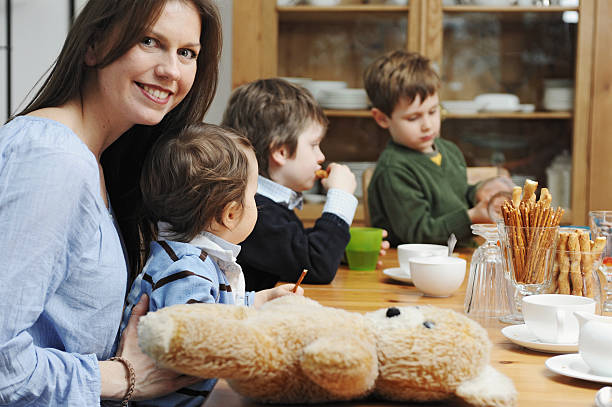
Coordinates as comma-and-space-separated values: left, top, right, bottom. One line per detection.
253, 284, 303, 308
321, 163, 356, 195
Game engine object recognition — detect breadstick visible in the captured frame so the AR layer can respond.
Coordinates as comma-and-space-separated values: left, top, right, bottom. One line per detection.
512, 186, 522, 208
539, 188, 552, 207
522, 179, 538, 203
578, 230, 594, 297
558, 232, 571, 294
568, 232, 583, 296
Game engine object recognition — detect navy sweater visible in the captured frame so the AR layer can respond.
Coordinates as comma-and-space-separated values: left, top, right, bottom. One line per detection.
237, 194, 350, 291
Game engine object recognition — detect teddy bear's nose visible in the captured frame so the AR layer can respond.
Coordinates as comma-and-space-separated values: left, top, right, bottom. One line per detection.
386, 307, 401, 318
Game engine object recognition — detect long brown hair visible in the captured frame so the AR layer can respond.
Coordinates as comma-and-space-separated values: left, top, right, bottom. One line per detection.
15, 0, 222, 280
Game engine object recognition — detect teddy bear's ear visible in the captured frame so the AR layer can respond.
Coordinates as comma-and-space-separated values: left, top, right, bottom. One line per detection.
455, 365, 517, 407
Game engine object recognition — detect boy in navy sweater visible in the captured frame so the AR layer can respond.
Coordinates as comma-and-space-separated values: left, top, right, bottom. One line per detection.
223, 78, 386, 291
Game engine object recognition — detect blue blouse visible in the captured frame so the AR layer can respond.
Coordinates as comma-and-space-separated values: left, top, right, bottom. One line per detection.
0, 116, 128, 405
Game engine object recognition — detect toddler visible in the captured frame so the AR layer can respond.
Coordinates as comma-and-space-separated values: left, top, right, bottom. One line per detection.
120, 123, 301, 406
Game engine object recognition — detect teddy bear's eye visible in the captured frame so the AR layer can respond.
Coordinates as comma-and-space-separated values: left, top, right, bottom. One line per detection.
385, 307, 401, 318
423, 321, 435, 329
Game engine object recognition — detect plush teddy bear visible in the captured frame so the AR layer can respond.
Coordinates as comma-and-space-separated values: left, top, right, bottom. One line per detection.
138, 295, 516, 406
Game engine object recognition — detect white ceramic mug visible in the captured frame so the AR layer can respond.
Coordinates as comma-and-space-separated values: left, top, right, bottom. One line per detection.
522, 294, 596, 344
397, 244, 447, 274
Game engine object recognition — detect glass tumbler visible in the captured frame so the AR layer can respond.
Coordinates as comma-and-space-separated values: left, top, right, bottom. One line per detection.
464, 224, 513, 326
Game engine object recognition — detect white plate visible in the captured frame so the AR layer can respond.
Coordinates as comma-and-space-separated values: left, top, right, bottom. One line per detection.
382, 267, 412, 284
501, 324, 578, 353
546, 354, 612, 384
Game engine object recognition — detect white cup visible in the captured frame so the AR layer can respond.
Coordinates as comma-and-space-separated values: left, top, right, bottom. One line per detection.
522, 294, 596, 344
397, 244, 447, 274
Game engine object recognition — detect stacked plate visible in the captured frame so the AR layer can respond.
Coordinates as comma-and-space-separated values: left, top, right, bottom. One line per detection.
302, 80, 347, 100
318, 88, 369, 110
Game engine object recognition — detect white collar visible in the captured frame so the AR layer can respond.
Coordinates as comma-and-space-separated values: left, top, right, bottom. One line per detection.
257, 175, 303, 210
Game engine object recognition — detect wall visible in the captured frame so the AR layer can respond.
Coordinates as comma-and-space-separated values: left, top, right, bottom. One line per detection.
1, 0, 232, 124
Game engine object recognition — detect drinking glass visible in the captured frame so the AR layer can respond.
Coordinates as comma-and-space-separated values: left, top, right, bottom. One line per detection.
497, 223, 560, 324
464, 224, 513, 326
589, 210, 612, 312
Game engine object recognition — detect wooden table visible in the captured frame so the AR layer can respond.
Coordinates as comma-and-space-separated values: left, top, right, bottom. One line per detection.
204, 249, 603, 407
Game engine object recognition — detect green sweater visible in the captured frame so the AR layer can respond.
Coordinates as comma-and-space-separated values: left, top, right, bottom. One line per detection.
368, 138, 477, 247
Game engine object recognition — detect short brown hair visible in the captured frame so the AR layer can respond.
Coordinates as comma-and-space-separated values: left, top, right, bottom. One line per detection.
363, 50, 440, 117
140, 123, 253, 243
221, 78, 328, 177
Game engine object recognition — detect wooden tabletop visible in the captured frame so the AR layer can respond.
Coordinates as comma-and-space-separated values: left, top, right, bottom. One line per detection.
204, 249, 604, 407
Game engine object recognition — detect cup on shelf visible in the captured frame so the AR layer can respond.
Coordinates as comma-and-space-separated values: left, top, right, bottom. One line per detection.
521, 294, 596, 344
345, 227, 383, 271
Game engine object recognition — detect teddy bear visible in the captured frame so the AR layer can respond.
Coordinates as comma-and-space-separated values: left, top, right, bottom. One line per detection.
138, 295, 517, 406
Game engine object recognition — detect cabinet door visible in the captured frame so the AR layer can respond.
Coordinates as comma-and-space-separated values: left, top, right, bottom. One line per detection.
426, 0, 590, 223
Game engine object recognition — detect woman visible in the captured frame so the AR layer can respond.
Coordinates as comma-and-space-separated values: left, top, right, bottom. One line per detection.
0, 0, 221, 404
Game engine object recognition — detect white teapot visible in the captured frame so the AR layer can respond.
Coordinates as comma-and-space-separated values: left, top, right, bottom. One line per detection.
574, 311, 612, 376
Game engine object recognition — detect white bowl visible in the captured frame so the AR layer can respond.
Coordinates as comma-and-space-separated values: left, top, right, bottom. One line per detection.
409, 256, 466, 297
397, 244, 447, 273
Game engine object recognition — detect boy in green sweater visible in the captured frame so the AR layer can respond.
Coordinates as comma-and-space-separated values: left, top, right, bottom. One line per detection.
364, 50, 512, 246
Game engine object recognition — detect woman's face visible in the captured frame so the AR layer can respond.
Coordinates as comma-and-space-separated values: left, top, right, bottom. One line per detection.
91, 0, 201, 127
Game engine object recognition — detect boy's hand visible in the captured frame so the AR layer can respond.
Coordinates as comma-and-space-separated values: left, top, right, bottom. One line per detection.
377, 229, 391, 268
475, 176, 514, 204
468, 199, 491, 224
321, 163, 357, 195
253, 284, 304, 308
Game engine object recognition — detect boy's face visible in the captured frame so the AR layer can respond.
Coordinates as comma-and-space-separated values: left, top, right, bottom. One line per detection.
273, 121, 326, 192
372, 93, 440, 153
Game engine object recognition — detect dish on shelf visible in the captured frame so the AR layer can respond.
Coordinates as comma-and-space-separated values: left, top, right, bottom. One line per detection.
545, 354, 612, 384
501, 324, 578, 353
382, 267, 413, 284
474, 93, 520, 112
442, 100, 482, 114
280, 77, 312, 87
303, 80, 347, 100
319, 88, 369, 110
305, 0, 341, 5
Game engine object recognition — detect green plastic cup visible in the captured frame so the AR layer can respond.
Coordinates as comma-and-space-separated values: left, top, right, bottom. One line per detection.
345, 227, 383, 270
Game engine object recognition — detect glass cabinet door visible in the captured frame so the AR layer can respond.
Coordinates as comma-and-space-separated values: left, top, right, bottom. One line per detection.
438, 2, 580, 216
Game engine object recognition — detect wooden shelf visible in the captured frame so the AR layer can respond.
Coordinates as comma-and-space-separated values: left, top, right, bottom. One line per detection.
324, 109, 572, 119
442, 6, 578, 13
277, 5, 409, 13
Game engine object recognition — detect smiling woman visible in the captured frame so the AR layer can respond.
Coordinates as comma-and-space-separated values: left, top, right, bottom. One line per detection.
0, 0, 222, 405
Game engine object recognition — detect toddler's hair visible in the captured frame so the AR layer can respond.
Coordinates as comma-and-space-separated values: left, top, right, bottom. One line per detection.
140, 123, 253, 242
363, 50, 440, 117
221, 78, 328, 177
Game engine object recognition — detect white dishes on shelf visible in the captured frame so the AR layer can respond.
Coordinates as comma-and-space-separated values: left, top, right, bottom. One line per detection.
501, 324, 578, 354
382, 267, 413, 284
543, 79, 574, 111
319, 88, 369, 110
302, 80, 347, 100
280, 77, 312, 87
474, 93, 520, 112
546, 354, 612, 384
306, 0, 341, 5
441, 100, 481, 114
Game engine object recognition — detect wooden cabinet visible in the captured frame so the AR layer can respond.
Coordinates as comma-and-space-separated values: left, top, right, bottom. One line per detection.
233, 0, 610, 225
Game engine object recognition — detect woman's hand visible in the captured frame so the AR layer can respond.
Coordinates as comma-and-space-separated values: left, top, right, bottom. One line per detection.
254, 284, 304, 308
100, 294, 199, 401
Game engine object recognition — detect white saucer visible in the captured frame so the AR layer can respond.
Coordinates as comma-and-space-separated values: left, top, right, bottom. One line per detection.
382, 267, 412, 284
501, 324, 578, 353
546, 354, 612, 384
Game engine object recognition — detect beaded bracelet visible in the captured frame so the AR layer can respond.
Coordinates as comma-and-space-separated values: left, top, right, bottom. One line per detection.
109, 356, 135, 406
